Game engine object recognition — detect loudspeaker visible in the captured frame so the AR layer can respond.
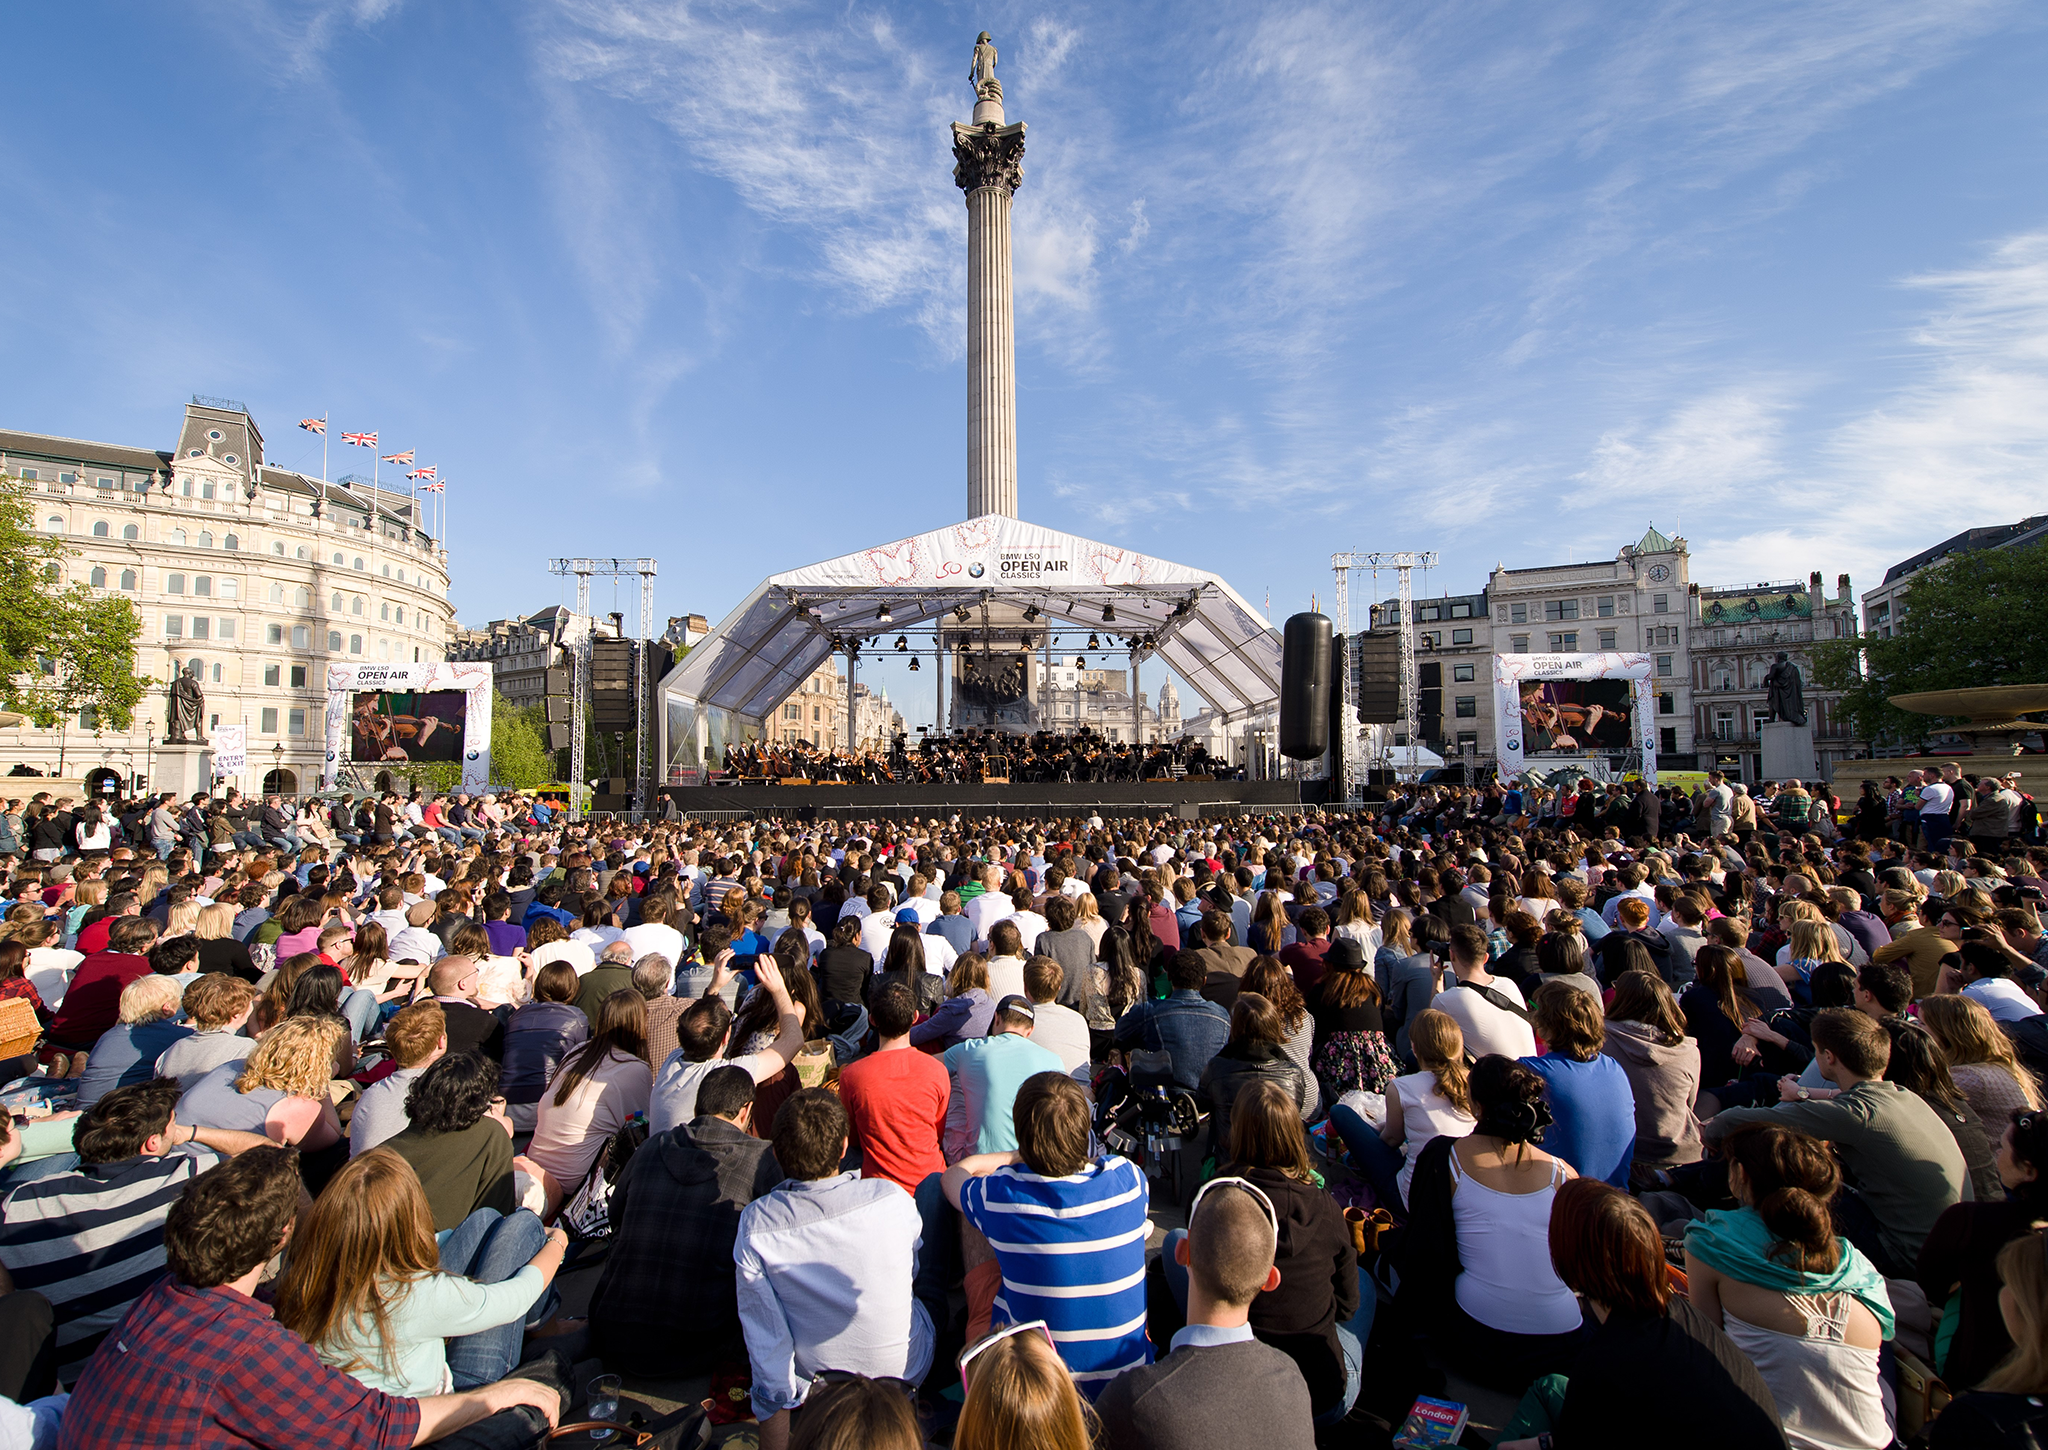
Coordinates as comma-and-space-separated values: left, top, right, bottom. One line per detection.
547, 723, 571, 750
544, 696, 569, 723
545, 668, 569, 696
1279, 612, 1332, 760
1353, 633, 1402, 724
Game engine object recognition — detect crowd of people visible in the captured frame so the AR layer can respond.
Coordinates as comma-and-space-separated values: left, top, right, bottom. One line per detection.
721, 728, 1230, 786
0, 759, 2042, 1447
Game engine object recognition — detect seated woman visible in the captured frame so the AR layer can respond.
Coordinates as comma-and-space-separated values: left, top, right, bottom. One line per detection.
1919, 995, 2042, 1127
1496, 1179, 1789, 1450
1304, 938, 1397, 1110
727, 943, 823, 1132
497, 961, 590, 1131
865, 927, 945, 1017
1921, 1227, 2048, 1449
1684, 1123, 1892, 1450
1162, 1080, 1368, 1425
1372, 908, 1440, 1060
1599, 970, 1702, 1170
908, 953, 994, 1052
275, 1147, 569, 1396
339, 921, 416, 1023
75, 975, 191, 1109
1684, 944, 1785, 1091
285, 962, 371, 1053
813, 917, 873, 1014
1197, 994, 1309, 1158
1521, 980, 1636, 1187
191, 902, 257, 982
446, 922, 524, 1012
1918, 1110, 2048, 1390
1330, 1007, 1476, 1216
523, 989, 652, 1213
384, 1050, 526, 1232
1883, 1017, 2003, 1206
177, 1014, 349, 1190
954, 1319, 1096, 1450
1397, 1055, 1585, 1393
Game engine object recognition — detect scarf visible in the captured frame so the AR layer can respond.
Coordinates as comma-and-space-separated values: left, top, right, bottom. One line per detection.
1684, 1206, 1895, 1339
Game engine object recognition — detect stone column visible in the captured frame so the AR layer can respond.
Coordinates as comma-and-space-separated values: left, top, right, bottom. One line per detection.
952, 100, 1025, 521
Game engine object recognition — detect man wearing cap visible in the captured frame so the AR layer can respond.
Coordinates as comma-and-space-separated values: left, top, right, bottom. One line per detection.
940, 994, 1064, 1161
897, 905, 956, 977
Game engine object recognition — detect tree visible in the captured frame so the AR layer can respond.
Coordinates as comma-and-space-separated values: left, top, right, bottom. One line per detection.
0, 475, 147, 728
1813, 538, 2048, 744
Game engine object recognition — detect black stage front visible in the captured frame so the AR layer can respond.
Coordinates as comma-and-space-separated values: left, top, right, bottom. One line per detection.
655, 780, 1322, 818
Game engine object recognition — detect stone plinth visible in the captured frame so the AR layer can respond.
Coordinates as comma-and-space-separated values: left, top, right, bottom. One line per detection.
153, 743, 215, 800
1759, 721, 1818, 783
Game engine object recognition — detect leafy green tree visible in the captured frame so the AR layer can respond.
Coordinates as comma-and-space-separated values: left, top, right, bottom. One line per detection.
1, 474, 147, 728
1813, 538, 2048, 744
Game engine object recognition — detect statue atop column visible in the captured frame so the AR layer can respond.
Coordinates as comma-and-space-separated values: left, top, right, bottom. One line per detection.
971, 31, 1001, 102
1762, 652, 1807, 727
166, 662, 207, 744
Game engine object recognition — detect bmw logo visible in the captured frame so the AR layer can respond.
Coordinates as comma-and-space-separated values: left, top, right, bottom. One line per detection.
968, 562, 985, 578
466, 749, 480, 762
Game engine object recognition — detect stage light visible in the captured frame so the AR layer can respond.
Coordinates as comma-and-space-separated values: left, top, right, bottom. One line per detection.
1021, 633, 1036, 649
1088, 632, 1100, 650
954, 604, 971, 623
1102, 603, 1116, 623
894, 636, 907, 651
1022, 604, 1039, 622
878, 603, 893, 624
909, 657, 920, 671
1075, 656, 1086, 668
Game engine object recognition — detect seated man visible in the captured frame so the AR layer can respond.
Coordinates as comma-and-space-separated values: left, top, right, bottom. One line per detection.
58, 1145, 565, 1450
1702, 1007, 1966, 1278
941, 995, 1065, 1161
648, 954, 802, 1135
350, 1001, 448, 1156
946, 1073, 1153, 1397
1094, 1174, 1315, 1446
0, 1081, 269, 1381
1111, 951, 1232, 1092
591, 1066, 782, 1377
735, 1089, 933, 1450
1593, 897, 1675, 987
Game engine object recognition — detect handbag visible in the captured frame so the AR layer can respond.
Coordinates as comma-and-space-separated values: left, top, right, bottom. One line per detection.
559, 1116, 650, 1241
1892, 1342, 1951, 1440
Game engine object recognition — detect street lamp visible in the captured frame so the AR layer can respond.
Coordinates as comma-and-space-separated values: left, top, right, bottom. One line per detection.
271, 741, 285, 797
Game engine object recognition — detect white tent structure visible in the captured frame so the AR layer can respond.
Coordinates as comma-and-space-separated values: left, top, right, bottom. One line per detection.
658, 515, 1283, 783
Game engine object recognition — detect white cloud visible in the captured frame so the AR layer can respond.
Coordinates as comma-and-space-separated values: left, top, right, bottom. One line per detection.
1575, 388, 1791, 505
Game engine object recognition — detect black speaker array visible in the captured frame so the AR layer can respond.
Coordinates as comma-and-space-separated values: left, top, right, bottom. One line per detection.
1279, 613, 1332, 760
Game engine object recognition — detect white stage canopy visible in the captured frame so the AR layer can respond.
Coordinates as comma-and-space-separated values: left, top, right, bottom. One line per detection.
659, 515, 1283, 782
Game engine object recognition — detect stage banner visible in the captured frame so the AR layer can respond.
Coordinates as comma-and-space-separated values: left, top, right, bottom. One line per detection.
211, 725, 248, 780
1493, 652, 1659, 784
323, 662, 495, 794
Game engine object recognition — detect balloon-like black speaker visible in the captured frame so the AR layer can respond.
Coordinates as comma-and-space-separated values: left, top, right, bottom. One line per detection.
1279, 612, 1332, 759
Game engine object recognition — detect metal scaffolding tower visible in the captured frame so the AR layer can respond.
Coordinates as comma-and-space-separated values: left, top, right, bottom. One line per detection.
546, 558, 658, 819
1331, 550, 1438, 789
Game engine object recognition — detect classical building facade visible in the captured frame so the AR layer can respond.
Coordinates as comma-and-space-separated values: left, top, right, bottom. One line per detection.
447, 607, 619, 710
1689, 573, 1858, 782
1, 397, 452, 794
767, 664, 848, 747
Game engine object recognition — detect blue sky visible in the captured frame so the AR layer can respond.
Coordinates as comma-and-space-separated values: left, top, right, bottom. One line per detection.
5, 1, 2046, 730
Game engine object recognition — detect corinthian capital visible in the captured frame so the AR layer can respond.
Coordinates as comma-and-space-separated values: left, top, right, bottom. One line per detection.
951, 120, 1026, 195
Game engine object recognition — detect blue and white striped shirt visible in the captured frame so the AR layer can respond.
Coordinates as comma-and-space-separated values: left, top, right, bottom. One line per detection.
959, 1154, 1153, 1396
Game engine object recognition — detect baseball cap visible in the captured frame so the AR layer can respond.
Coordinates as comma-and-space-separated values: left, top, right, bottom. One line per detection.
995, 994, 1036, 1022
896, 907, 922, 923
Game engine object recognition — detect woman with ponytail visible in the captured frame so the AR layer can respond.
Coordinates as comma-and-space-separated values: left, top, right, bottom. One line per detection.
1396, 1054, 1584, 1392
1329, 1007, 1476, 1214
1684, 1123, 1892, 1450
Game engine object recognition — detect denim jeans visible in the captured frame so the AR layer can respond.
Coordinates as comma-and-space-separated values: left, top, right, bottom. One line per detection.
1327, 1102, 1407, 1218
1159, 1228, 1371, 1424
340, 987, 381, 1043
152, 838, 176, 861
437, 1209, 560, 1390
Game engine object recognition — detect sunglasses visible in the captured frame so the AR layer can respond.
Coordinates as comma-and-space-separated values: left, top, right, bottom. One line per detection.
1188, 1175, 1280, 1259
957, 1320, 1054, 1391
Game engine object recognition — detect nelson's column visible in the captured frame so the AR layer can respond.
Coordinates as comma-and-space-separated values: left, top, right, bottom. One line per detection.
953, 31, 1025, 520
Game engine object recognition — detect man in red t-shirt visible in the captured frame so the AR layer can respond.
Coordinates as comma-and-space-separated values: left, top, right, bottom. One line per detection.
839, 979, 948, 1197
46, 914, 160, 1060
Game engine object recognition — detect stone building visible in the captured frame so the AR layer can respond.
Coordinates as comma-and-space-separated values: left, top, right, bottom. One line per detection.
767, 664, 847, 747
447, 607, 619, 710
1689, 573, 1858, 782
1, 396, 452, 795
1860, 514, 2048, 641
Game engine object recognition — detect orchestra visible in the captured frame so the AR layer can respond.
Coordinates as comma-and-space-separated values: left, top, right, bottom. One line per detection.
719, 727, 1229, 784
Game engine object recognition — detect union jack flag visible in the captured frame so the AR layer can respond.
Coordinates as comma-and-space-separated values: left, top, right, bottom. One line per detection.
407, 465, 436, 479
341, 431, 377, 447
299, 418, 326, 435
381, 450, 414, 465
420, 480, 445, 493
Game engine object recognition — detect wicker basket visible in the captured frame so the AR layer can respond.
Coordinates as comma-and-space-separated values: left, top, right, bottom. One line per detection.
0, 997, 41, 1062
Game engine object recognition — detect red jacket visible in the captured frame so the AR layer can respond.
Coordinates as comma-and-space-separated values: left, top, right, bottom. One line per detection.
46, 950, 151, 1050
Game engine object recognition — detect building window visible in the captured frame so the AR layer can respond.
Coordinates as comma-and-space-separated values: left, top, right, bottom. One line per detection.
96, 476, 113, 491
351, 597, 363, 616
1659, 692, 1674, 714
1509, 604, 1527, 624
224, 533, 239, 550
193, 576, 211, 598
164, 614, 183, 638
1597, 596, 1615, 617
1510, 634, 1530, 653
267, 624, 284, 645
1660, 726, 1678, 753
380, 603, 390, 621
1545, 599, 1579, 621
44, 515, 63, 532
17, 469, 34, 481
296, 546, 310, 560
167, 573, 186, 595
1419, 632, 1441, 649
382, 563, 391, 577
784, 704, 800, 720
332, 552, 345, 565
290, 665, 306, 688
1597, 628, 1617, 649
353, 557, 365, 571
1715, 710, 1735, 741
1454, 696, 1477, 718
292, 625, 309, 649
1653, 594, 1669, 613
1452, 663, 1475, 682
331, 591, 344, 611
91, 520, 108, 538
217, 618, 235, 640
288, 709, 305, 736
261, 707, 278, 733
1418, 604, 1441, 622
273, 541, 286, 555
1451, 628, 1473, 645
198, 531, 213, 547
169, 528, 186, 545
89, 566, 106, 587
119, 569, 136, 591
295, 588, 311, 608
813, 706, 821, 722
1549, 632, 1577, 651
264, 664, 280, 687
122, 523, 138, 540
191, 618, 209, 640
1656, 653, 1673, 676
1456, 731, 1479, 748
1449, 602, 1472, 619
220, 579, 237, 599
211, 662, 223, 684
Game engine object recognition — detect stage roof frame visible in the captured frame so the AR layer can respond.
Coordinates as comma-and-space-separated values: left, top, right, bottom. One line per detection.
658, 515, 1286, 728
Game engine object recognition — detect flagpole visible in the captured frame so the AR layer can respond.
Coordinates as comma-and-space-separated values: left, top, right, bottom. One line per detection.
321, 413, 329, 484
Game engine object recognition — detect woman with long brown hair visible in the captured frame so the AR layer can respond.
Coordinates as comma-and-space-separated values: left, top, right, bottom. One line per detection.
1240, 955, 1319, 1119
275, 1147, 569, 1396
1681, 944, 1767, 1090
1197, 994, 1309, 1153
1919, 994, 2042, 1124
1305, 938, 1398, 1108
524, 989, 651, 1213
910, 951, 993, 1051
1600, 971, 1702, 1168
954, 1322, 1097, 1450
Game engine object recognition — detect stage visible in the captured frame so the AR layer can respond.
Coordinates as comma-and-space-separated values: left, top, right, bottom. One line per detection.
652, 779, 1323, 819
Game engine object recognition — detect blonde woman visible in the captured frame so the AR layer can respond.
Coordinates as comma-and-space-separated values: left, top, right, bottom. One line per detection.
176, 1014, 349, 1187
161, 899, 202, 943
76, 975, 192, 1109
1333, 889, 1381, 955
1331, 1007, 1477, 1213
955, 1319, 1099, 1450
192, 900, 256, 980
1778, 918, 1848, 995
1073, 890, 1108, 952
1920, 994, 2043, 1124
